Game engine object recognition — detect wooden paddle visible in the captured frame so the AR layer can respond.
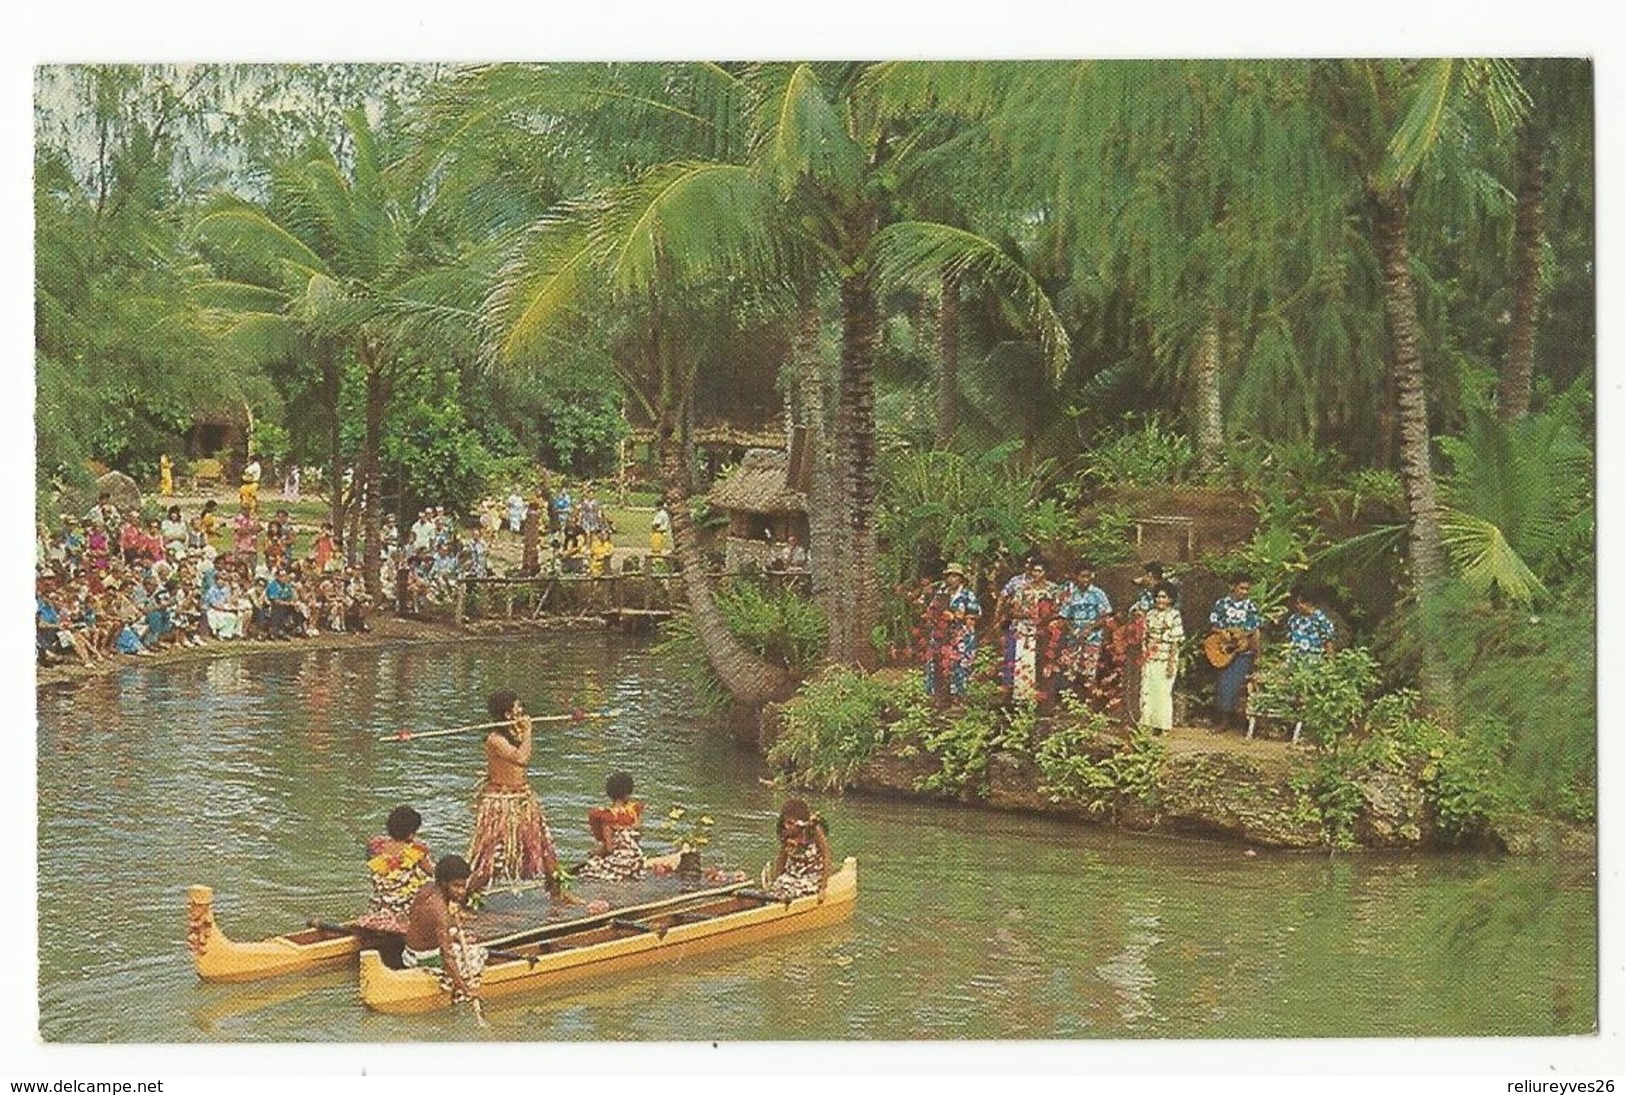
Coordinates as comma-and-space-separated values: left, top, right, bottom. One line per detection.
378, 708, 623, 742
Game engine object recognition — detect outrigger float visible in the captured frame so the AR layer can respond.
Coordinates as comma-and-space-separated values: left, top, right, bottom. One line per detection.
187, 853, 741, 984
359, 857, 858, 1013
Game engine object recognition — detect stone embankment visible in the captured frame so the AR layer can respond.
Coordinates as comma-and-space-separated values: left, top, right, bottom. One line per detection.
757, 703, 1595, 858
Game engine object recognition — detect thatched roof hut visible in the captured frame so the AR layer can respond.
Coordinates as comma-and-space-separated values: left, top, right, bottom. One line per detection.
707, 449, 810, 572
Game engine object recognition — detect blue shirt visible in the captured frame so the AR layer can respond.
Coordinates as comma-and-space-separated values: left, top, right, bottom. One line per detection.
265, 579, 293, 603
1058, 582, 1112, 643
1210, 595, 1260, 632
1285, 609, 1335, 657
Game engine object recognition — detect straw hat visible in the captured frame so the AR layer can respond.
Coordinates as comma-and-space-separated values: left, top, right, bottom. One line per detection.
942, 562, 968, 579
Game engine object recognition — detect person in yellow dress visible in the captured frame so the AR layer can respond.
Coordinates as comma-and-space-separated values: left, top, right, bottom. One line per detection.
239, 453, 262, 514
159, 454, 174, 497
588, 528, 615, 577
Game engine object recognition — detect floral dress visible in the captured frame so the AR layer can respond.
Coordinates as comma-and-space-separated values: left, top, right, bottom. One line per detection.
577, 801, 647, 881
768, 835, 826, 899
354, 837, 433, 933
1001, 576, 1059, 702
924, 584, 981, 697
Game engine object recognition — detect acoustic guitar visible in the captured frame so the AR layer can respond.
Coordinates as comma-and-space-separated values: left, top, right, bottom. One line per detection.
1202, 628, 1256, 669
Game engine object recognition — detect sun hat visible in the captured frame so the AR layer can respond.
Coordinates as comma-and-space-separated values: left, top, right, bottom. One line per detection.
942, 562, 967, 579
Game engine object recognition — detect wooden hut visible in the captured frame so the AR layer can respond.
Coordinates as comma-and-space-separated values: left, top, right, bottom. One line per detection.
707, 449, 810, 573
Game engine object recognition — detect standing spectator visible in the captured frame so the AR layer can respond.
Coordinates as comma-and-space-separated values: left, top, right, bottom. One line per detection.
159, 454, 174, 497
549, 487, 571, 533
649, 500, 671, 558
468, 528, 490, 579
232, 505, 262, 568
507, 489, 528, 537
284, 463, 301, 501
588, 528, 615, 577
312, 523, 337, 573
239, 452, 263, 514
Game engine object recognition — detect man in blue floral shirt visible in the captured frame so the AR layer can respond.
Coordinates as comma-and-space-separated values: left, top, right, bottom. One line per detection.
1208, 574, 1261, 732
1284, 589, 1336, 659
1056, 562, 1113, 697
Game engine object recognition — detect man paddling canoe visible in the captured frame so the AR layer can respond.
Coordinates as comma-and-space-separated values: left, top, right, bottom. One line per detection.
466, 690, 564, 895
403, 854, 488, 1025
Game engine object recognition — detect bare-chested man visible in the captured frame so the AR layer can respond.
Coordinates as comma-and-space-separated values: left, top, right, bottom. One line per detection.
403, 854, 487, 1023
465, 690, 562, 894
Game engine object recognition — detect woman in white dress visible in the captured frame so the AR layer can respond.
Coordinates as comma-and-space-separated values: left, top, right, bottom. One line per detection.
1139, 583, 1185, 732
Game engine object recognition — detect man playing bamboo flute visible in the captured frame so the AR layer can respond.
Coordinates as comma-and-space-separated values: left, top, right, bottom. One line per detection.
467, 690, 563, 895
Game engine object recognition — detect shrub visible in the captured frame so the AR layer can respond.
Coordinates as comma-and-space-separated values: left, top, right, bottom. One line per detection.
1082, 416, 1196, 488
766, 668, 897, 791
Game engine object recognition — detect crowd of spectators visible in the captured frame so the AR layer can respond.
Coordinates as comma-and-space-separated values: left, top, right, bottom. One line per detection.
36, 492, 372, 667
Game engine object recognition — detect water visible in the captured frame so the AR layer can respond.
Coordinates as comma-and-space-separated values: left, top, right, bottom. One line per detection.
35, 635, 1597, 1042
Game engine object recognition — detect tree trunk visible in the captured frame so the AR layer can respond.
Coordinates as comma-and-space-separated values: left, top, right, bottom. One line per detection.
1192, 315, 1224, 472
323, 352, 347, 554
1500, 121, 1547, 424
1370, 186, 1456, 712
830, 225, 882, 667
935, 268, 962, 448
795, 284, 839, 615
359, 356, 387, 600
655, 418, 797, 705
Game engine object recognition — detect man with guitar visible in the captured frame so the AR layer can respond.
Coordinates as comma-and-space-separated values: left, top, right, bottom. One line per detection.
1206, 574, 1261, 733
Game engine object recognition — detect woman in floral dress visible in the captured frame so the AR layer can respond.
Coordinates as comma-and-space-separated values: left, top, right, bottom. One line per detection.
354, 805, 435, 934
767, 799, 831, 900
577, 771, 647, 882
993, 554, 1060, 703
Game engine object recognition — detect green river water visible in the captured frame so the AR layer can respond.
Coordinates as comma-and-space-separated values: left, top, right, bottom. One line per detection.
34, 634, 1596, 1042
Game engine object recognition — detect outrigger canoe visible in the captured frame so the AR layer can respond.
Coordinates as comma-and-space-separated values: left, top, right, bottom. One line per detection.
187, 853, 723, 984
359, 856, 857, 1014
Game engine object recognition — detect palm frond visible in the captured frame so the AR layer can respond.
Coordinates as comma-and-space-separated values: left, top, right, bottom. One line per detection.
1439, 508, 1547, 606
757, 64, 864, 200
872, 220, 1070, 381
597, 161, 782, 297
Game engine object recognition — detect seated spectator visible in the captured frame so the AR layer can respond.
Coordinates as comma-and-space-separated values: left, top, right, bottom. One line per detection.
161, 506, 188, 559
204, 574, 244, 640
119, 515, 144, 566
343, 565, 372, 633
264, 568, 301, 639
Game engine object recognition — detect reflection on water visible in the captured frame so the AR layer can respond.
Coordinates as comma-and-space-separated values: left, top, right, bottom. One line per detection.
36, 634, 1597, 1041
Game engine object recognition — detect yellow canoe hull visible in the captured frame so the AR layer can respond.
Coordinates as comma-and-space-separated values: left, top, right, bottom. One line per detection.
188, 885, 363, 983
359, 857, 858, 1014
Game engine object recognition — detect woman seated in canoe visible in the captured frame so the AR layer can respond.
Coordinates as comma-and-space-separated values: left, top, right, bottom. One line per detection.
767, 799, 831, 902
576, 771, 646, 882
354, 805, 435, 934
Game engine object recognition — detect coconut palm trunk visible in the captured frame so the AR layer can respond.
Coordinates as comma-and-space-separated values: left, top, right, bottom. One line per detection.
935, 268, 962, 448
1370, 186, 1456, 710
359, 353, 388, 600
654, 419, 797, 705
1192, 315, 1225, 472
322, 351, 347, 554
795, 284, 838, 609
1500, 121, 1546, 424
830, 240, 882, 667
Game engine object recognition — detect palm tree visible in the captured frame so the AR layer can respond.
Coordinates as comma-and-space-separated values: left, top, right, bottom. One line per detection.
195, 109, 494, 596
439, 62, 1068, 681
